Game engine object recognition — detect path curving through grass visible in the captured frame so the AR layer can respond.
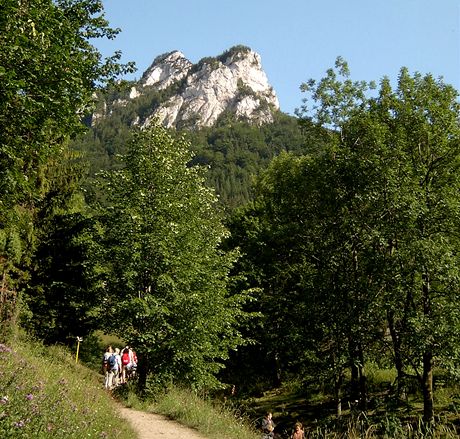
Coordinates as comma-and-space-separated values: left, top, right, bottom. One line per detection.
118, 405, 208, 439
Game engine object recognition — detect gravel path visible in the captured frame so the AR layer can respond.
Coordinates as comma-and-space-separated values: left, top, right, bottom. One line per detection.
118, 405, 208, 439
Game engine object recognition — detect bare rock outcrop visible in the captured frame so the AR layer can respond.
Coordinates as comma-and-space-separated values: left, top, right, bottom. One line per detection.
95, 46, 280, 130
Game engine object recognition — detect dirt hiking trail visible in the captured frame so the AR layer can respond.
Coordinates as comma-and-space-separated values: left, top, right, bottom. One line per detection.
118, 405, 208, 439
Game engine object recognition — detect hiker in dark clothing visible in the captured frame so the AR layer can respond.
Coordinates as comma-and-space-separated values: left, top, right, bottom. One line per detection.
261, 411, 275, 439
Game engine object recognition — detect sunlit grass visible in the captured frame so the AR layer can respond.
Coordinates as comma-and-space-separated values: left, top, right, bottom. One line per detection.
118, 385, 260, 439
0, 336, 136, 438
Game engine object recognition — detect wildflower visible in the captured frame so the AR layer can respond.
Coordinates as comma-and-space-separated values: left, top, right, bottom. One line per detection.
47, 423, 54, 432
0, 343, 12, 353
0, 396, 8, 404
58, 378, 68, 385
26, 393, 34, 401
100, 432, 108, 438
14, 420, 25, 428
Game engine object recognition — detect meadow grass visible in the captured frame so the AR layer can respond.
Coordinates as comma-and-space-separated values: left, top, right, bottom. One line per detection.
117, 384, 260, 439
0, 335, 136, 438
113, 378, 460, 439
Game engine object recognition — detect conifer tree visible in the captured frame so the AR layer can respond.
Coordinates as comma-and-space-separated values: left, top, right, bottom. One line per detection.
0, 0, 133, 330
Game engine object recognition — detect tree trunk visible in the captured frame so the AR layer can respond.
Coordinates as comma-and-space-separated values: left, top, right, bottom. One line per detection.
387, 311, 405, 395
335, 373, 343, 417
422, 350, 434, 424
422, 273, 434, 424
272, 352, 282, 387
349, 340, 359, 404
358, 346, 367, 411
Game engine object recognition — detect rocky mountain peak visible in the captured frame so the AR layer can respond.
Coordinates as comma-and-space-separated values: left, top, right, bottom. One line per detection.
139, 50, 192, 90
96, 46, 280, 130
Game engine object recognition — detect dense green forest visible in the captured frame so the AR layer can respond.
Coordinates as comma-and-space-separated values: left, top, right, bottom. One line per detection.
2, 1, 460, 437
73, 82, 313, 210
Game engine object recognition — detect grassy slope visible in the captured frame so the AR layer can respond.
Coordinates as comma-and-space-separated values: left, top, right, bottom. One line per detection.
0, 335, 137, 438
117, 385, 260, 439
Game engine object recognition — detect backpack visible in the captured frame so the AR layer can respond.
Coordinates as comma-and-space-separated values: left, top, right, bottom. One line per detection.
122, 352, 130, 366
108, 354, 117, 370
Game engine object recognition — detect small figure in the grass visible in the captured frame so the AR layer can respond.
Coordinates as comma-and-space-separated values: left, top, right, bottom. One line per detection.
291, 422, 305, 439
261, 411, 275, 439
102, 345, 113, 389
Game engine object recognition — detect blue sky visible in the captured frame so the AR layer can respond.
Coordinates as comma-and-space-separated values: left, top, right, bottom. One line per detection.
95, 0, 460, 115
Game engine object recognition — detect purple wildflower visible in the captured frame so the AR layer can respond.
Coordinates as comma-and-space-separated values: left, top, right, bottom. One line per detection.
26, 393, 34, 401
0, 344, 12, 353
14, 420, 25, 428
0, 396, 8, 405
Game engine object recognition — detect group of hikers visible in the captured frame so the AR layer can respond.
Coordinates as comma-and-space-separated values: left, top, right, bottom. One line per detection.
262, 411, 305, 439
101, 345, 138, 390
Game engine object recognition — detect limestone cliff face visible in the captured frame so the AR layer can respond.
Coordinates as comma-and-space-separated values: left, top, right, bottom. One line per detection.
139, 51, 192, 90
129, 46, 279, 129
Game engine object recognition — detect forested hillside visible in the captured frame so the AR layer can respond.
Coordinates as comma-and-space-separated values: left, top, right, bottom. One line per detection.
73, 96, 314, 210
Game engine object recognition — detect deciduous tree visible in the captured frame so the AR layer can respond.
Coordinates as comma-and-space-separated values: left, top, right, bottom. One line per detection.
97, 125, 250, 390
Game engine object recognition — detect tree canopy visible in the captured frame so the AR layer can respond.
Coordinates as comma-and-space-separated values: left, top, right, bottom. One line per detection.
227, 60, 460, 421
0, 0, 133, 328
95, 125, 251, 390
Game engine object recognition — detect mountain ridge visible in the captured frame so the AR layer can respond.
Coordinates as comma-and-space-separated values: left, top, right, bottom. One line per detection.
93, 45, 280, 130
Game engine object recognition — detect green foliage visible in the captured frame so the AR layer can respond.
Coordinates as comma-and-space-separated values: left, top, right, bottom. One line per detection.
0, 337, 134, 438
95, 124, 251, 390
0, 0, 134, 327
189, 56, 221, 74
23, 211, 104, 344
187, 45, 252, 76
216, 45, 252, 63
187, 113, 316, 210
226, 59, 460, 424
0, 0, 133, 209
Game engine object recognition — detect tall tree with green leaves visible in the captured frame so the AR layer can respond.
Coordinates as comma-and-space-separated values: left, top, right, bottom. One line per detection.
97, 125, 250, 390
224, 61, 382, 409
299, 61, 460, 422
362, 71, 460, 423
0, 0, 133, 329
229, 59, 460, 423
